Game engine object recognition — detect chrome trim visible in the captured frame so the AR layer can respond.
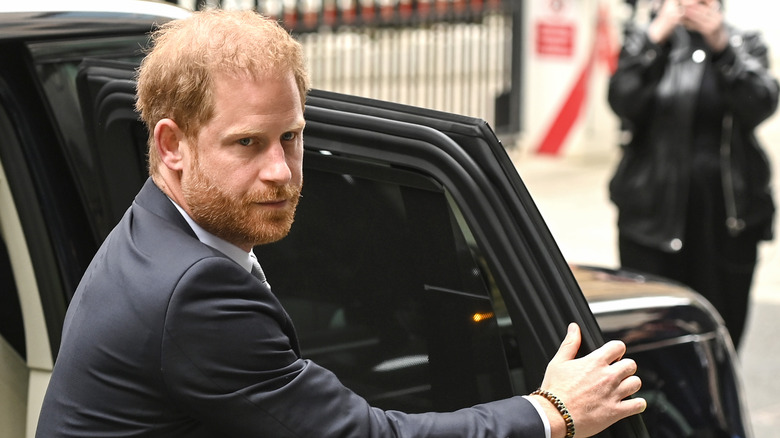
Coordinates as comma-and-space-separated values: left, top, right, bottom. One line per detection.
625, 332, 718, 354
588, 296, 693, 315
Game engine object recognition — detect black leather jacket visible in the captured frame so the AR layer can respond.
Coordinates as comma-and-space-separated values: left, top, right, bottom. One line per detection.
608, 24, 778, 252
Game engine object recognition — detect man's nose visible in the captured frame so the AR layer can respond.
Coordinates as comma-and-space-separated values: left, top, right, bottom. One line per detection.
260, 142, 292, 184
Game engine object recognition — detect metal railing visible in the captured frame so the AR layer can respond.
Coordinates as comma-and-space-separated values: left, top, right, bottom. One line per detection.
180, 0, 519, 135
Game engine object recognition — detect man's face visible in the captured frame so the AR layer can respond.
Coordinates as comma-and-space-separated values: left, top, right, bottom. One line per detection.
180, 71, 305, 250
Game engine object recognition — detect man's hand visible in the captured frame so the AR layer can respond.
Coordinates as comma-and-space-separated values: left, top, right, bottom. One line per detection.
531, 323, 646, 438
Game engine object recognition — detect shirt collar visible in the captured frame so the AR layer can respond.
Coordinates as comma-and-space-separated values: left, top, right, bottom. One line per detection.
169, 198, 254, 273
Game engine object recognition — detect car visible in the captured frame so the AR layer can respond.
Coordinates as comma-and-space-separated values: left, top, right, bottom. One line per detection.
0, 1, 751, 437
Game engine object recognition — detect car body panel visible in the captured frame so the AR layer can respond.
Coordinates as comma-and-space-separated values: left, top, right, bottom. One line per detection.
576, 265, 750, 437
0, 1, 189, 41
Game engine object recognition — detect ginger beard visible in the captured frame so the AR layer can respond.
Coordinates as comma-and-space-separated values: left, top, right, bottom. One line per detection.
181, 150, 301, 247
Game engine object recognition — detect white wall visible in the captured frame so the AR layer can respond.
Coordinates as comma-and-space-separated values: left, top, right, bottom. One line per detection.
727, 0, 780, 52
526, 0, 780, 158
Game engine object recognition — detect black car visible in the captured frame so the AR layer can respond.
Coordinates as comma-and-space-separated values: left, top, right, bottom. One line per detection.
0, 2, 750, 437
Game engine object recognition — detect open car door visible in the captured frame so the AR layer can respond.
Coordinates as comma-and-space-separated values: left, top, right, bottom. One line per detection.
76, 62, 649, 438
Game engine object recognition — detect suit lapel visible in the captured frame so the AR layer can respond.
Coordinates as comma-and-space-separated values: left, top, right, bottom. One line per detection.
133, 178, 198, 240
134, 178, 302, 357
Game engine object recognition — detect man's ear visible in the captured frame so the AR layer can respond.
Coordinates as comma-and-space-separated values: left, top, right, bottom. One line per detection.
154, 118, 188, 171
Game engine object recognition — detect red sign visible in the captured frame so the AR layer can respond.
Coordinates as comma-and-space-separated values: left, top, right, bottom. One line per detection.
535, 22, 575, 57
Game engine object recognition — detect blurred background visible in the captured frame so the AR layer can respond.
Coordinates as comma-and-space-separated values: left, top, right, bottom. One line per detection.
166, 0, 780, 435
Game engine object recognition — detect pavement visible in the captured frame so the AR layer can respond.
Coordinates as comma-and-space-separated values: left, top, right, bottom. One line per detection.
505, 106, 780, 437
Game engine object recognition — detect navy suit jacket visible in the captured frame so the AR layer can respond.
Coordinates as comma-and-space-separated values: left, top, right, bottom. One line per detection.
36, 178, 545, 437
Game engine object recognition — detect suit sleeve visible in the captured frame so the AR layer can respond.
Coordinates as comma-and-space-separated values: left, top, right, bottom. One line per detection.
161, 257, 546, 437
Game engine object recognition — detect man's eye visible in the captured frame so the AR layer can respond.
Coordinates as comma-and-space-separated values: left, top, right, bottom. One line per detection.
238, 138, 253, 146
281, 132, 297, 141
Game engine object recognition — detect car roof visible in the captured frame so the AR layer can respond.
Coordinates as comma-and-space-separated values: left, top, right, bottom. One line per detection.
0, 0, 191, 41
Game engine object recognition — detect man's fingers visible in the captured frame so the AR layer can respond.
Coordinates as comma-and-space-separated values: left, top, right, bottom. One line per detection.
593, 339, 627, 365
551, 323, 581, 363
620, 396, 648, 417
617, 375, 643, 399
612, 357, 638, 378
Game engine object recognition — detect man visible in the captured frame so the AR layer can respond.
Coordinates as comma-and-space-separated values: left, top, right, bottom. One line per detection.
37, 9, 645, 438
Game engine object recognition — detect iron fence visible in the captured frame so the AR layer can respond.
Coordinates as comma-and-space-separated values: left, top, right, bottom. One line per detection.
181, 0, 520, 135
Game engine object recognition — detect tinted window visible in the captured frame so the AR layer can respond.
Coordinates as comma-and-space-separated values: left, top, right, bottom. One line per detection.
260, 150, 525, 412
28, 36, 150, 240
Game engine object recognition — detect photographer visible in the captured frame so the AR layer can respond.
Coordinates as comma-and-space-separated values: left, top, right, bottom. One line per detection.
608, 0, 778, 349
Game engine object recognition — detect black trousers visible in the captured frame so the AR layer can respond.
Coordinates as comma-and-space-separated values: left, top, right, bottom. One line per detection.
619, 200, 762, 350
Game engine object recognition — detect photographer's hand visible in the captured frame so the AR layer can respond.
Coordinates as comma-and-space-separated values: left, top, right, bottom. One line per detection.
648, 0, 682, 44
682, 1, 727, 52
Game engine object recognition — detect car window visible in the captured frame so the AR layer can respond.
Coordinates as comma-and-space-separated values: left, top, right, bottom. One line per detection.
27, 36, 150, 241
259, 150, 527, 412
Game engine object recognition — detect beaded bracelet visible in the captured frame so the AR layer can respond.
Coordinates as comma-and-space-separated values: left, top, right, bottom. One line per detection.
531, 388, 575, 438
